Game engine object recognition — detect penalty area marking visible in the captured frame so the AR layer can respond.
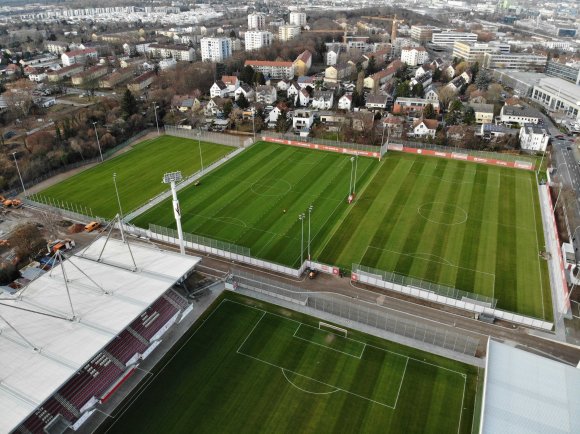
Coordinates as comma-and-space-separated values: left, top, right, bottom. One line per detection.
292, 323, 366, 359
281, 369, 340, 395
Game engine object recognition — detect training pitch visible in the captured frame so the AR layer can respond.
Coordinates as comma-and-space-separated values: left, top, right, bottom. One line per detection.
36, 135, 233, 218
133, 141, 551, 320
102, 293, 479, 434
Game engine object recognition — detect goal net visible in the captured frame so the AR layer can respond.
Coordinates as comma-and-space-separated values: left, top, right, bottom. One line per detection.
319, 322, 348, 338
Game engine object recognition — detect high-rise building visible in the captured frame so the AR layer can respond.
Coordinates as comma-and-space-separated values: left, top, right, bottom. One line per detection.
431, 31, 477, 46
410, 25, 440, 43
482, 52, 547, 72
248, 13, 266, 30
279, 25, 301, 42
200, 37, 232, 62
245, 31, 273, 51
400, 47, 429, 66
289, 11, 307, 27
545, 60, 580, 85
452, 41, 510, 64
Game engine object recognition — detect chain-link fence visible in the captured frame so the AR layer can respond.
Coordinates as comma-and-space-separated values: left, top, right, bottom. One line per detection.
266, 131, 381, 154
150, 223, 250, 256
230, 270, 480, 357
24, 197, 109, 226
390, 139, 538, 165
165, 125, 255, 148
353, 263, 498, 308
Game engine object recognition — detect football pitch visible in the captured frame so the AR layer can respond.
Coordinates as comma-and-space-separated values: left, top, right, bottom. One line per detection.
36, 135, 233, 219
102, 294, 479, 434
132, 141, 551, 320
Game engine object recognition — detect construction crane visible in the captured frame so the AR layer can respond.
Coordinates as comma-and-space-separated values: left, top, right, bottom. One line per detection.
360, 15, 405, 42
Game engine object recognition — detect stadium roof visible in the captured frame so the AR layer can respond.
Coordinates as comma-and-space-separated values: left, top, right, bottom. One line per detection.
0, 237, 200, 433
481, 340, 580, 434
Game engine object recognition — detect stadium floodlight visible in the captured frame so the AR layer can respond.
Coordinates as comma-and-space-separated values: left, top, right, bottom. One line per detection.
12, 152, 26, 197
113, 173, 125, 242
307, 205, 314, 261
353, 155, 358, 195
197, 127, 204, 176
93, 122, 103, 162
163, 171, 185, 255
299, 213, 306, 266
153, 103, 160, 136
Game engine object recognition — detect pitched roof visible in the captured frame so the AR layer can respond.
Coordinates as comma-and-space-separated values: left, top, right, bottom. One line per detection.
221, 75, 238, 85
295, 50, 312, 64
366, 95, 389, 105
64, 48, 97, 57
212, 80, 227, 90
413, 118, 439, 129
245, 60, 293, 67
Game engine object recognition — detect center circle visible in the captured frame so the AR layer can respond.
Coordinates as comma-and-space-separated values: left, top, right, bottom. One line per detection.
417, 202, 468, 225
251, 178, 292, 197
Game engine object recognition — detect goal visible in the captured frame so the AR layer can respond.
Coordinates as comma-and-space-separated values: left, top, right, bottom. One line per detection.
319, 322, 348, 338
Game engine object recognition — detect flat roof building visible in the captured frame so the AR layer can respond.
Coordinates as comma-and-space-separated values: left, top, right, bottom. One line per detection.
532, 76, 580, 121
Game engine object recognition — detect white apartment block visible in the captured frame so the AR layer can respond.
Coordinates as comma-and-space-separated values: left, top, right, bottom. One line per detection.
325, 43, 341, 66
401, 47, 428, 66
289, 11, 307, 27
248, 12, 266, 30
245, 31, 273, 51
452, 42, 510, 64
147, 44, 195, 61
61, 48, 97, 66
532, 77, 580, 121
201, 37, 232, 62
245, 60, 295, 80
519, 124, 550, 151
482, 53, 547, 72
431, 31, 477, 46
410, 25, 440, 43
279, 25, 301, 42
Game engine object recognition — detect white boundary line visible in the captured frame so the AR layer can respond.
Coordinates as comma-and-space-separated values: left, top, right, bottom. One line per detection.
529, 178, 547, 320
392, 357, 408, 409
457, 374, 467, 434
292, 323, 366, 359
236, 311, 266, 353
281, 368, 340, 395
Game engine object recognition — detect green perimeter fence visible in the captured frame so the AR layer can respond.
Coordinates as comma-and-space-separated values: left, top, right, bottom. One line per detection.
229, 270, 482, 358
353, 263, 498, 308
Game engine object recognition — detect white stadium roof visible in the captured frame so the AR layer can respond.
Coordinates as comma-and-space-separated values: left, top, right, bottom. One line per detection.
0, 237, 200, 433
481, 340, 580, 434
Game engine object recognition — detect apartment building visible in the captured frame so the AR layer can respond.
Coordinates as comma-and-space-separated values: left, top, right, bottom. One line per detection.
279, 25, 301, 42
71, 65, 107, 86
431, 31, 477, 47
61, 48, 97, 66
519, 124, 550, 151
200, 37, 232, 62
452, 41, 510, 64
46, 64, 84, 82
245, 31, 273, 51
147, 44, 195, 61
325, 43, 342, 66
245, 60, 295, 80
289, 11, 307, 27
410, 25, 440, 43
127, 71, 156, 92
531, 77, 580, 121
545, 60, 580, 85
248, 12, 266, 30
482, 53, 547, 72
392, 97, 440, 115
401, 47, 429, 66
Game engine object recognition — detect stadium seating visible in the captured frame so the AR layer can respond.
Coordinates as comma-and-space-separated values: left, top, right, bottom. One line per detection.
165, 289, 190, 309
129, 297, 179, 341
105, 329, 148, 364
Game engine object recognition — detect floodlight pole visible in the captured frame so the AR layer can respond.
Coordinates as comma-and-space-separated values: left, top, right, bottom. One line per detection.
113, 173, 125, 242
307, 205, 313, 260
198, 127, 204, 175
353, 155, 358, 195
349, 156, 355, 195
163, 172, 185, 255
12, 152, 27, 197
301, 213, 305, 265
252, 110, 256, 140
93, 122, 103, 162
153, 104, 160, 136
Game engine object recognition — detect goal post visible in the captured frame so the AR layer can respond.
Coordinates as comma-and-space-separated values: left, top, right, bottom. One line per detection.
319, 322, 348, 338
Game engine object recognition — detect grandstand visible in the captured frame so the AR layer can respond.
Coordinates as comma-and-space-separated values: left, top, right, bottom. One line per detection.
0, 237, 200, 434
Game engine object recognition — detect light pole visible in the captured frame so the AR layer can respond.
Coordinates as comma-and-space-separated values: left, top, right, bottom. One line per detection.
381, 122, 387, 145
153, 104, 160, 136
197, 127, 204, 176
113, 173, 125, 241
299, 213, 305, 265
252, 110, 256, 140
12, 152, 26, 197
93, 122, 103, 162
353, 155, 358, 195
349, 156, 355, 196
163, 171, 185, 255
307, 205, 314, 260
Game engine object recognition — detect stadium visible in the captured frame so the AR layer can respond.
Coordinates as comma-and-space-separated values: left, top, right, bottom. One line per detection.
0, 235, 200, 434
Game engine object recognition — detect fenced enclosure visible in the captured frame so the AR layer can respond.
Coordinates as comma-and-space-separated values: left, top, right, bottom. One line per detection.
165, 125, 255, 148
229, 270, 481, 358
264, 132, 385, 158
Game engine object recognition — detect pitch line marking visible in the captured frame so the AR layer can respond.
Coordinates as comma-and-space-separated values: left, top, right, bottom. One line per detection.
228, 299, 469, 377
236, 311, 266, 354
392, 357, 409, 409
529, 178, 546, 320
281, 369, 340, 395
292, 323, 365, 359
417, 202, 468, 226
457, 374, 467, 434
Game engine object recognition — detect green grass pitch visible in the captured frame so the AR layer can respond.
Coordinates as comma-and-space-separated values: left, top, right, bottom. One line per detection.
132, 142, 551, 320
36, 136, 233, 218
102, 293, 479, 434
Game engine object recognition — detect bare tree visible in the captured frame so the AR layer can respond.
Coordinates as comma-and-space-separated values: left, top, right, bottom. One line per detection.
8, 223, 46, 260
4, 79, 36, 117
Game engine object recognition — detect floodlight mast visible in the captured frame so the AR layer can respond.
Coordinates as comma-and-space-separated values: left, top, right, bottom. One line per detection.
163, 171, 185, 255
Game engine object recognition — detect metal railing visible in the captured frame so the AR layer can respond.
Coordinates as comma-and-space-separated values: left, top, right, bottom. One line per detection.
353, 263, 498, 308
229, 270, 480, 357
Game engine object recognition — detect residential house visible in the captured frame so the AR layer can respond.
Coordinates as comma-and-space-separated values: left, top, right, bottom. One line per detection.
205, 97, 228, 117
311, 90, 334, 110
176, 97, 201, 112
477, 123, 519, 140
287, 81, 301, 99
415, 65, 431, 78
446, 125, 473, 144
99, 69, 133, 88
499, 105, 541, 125
296, 88, 311, 107
45, 41, 69, 55
297, 75, 316, 89
366, 95, 389, 111
276, 80, 290, 92
424, 86, 440, 103
292, 109, 315, 135
324, 63, 353, 84
519, 124, 549, 151
381, 115, 404, 139
349, 111, 375, 132
325, 43, 342, 66
294, 50, 313, 77
469, 103, 494, 124
393, 97, 440, 115
446, 76, 467, 93
255, 85, 277, 105
127, 71, 156, 92
431, 58, 445, 69
235, 84, 254, 101
159, 58, 177, 70
412, 119, 439, 138
71, 65, 107, 86
267, 106, 283, 124
210, 80, 228, 98
222, 76, 239, 95
338, 94, 353, 111
364, 68, 393, 90
61, 48, 97, 66
410, 71, 432, 89
46, 64, 84, 82
245, 60, 294, 80
469, 91, 487, 104
442, 64, 455, 79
